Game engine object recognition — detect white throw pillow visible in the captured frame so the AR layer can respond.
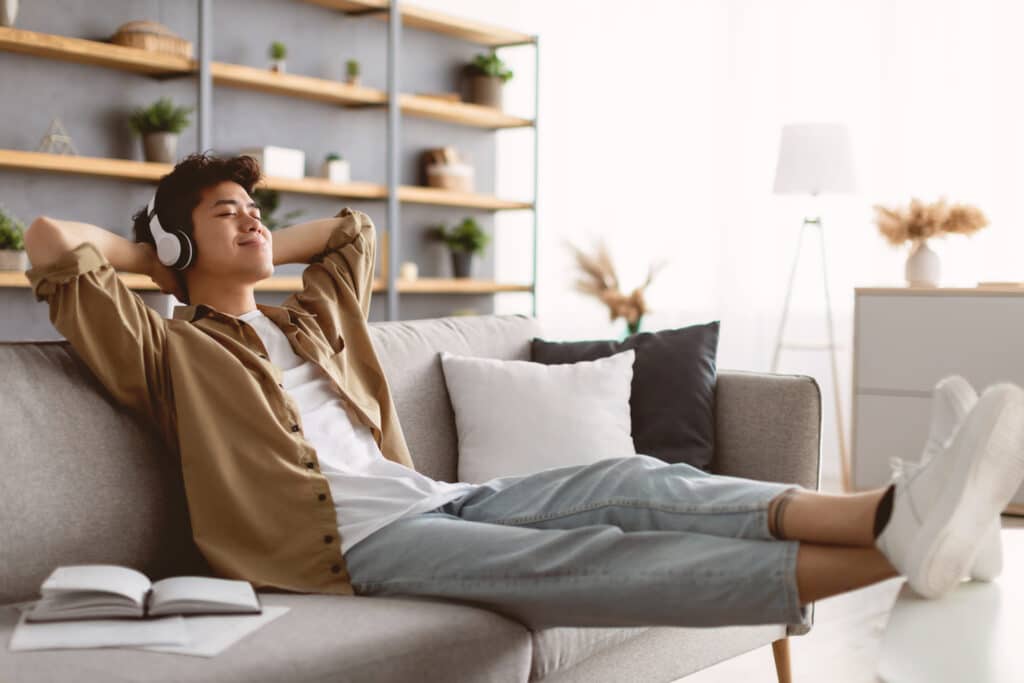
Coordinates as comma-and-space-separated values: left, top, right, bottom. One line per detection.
439, 349, 637, 484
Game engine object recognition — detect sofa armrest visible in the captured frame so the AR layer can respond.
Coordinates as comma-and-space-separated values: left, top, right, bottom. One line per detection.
713, 370, 822, 637
712, 370, 822, 491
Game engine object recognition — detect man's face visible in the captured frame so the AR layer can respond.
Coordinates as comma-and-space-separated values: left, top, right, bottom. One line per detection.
189, 180, 273, 283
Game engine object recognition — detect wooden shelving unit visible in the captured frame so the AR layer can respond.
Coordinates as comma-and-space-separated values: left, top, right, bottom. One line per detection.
0, 4, 540, 320
301, 0, 536, 47
0, 271, 530, 295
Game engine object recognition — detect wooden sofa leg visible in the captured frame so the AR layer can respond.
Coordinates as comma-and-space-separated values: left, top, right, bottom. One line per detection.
771, 638, 792, 683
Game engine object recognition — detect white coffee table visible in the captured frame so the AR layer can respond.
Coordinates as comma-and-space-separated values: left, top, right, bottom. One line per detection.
877, 527, 1024, 682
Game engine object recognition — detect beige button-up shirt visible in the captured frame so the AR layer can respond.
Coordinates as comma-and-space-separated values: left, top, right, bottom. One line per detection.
26, 208, 412, 595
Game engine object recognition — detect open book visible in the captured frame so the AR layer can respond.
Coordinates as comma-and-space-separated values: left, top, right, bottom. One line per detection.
26, 565, 262, 623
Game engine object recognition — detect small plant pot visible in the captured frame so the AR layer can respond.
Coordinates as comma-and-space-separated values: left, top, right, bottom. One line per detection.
346, 75, 361, 87
1, 0, 18, 27
450, 250, 473, 279
469, 75, 503, 109
270, 59, 286, 73
142, 132, 179, 164
0, 249, 28, 271
321, 159, 351, 183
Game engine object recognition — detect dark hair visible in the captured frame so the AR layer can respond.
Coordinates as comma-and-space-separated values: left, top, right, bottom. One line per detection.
132, 152, 263, 305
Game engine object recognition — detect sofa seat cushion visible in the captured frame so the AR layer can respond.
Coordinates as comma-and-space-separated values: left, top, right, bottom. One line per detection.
0, 593, 532, 683
529, 623, 786, 681
528, 626, 649, 680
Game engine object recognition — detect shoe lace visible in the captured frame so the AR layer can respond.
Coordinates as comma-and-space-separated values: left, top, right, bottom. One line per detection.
889, 455, 924, 483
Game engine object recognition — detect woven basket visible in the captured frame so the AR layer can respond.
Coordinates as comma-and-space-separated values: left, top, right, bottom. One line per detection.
111, 21, 193, 59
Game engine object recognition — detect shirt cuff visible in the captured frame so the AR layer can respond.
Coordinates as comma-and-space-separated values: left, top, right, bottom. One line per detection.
25, 242, 109, 302
324, 208, 371, 253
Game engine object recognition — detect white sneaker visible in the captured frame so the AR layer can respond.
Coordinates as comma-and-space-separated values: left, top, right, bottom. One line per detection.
876, 383, 1024, 599
888, 375, 1003, 581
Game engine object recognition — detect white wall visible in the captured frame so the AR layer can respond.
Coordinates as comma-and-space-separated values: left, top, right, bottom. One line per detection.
416, 0, 1024, 485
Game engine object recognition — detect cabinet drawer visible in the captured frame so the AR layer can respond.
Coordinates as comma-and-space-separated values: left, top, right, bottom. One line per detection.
855, 294, 1024, 393
853, 392, 1024, 509
853, 393, 932, 491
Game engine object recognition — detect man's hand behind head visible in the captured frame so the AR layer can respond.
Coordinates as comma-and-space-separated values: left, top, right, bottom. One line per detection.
141, 243, 188, 302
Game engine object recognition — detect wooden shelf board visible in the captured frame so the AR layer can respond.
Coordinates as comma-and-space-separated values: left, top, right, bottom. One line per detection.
398, 185, 533, 210
383, 278, 533, 293
0, 29, 533, 130
0, 150, 532, 210
259, 175, 388, 200
399, 94, 532, 129
0, 149, 171, 182
302, 0, 535, 46
0, 271, 529, 295
210, 61, 386, 106
0, 26, 195, 76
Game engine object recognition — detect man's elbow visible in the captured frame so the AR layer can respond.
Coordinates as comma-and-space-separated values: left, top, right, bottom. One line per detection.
25, 216, 70, 269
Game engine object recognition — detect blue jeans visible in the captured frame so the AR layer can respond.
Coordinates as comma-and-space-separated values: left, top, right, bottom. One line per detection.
344, 455, 809, 629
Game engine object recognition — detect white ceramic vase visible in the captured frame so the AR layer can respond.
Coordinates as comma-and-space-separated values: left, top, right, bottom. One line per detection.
1, 0, 18, 27
905, 239, 941, 287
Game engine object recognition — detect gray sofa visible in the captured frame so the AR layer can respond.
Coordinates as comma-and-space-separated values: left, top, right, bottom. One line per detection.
0, 313, 822, 682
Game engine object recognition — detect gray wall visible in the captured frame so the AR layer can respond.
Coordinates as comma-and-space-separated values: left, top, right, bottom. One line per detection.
0, 0, 501, 340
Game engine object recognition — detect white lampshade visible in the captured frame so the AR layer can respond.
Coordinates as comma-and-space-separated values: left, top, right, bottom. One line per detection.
772, 123, 856, 195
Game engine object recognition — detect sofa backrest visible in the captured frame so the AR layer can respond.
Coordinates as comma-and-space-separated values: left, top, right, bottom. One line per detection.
0, 313, 541, 605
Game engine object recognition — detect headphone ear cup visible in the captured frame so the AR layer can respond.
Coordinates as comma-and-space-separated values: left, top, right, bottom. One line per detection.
171, 231, 195, 271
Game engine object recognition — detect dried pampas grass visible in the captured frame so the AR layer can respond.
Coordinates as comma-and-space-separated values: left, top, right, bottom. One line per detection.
566, 238, 667, 335
873, 198, 989, 246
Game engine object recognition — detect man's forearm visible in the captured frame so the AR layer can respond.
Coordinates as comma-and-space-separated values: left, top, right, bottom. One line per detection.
25, 217, 153, 274
270, 216, 346, 266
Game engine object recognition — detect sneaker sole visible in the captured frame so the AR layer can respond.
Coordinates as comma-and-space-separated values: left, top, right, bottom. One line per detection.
906, 384, 1024, 598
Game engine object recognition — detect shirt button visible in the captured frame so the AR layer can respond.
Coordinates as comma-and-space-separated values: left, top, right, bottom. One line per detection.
318, 493, 327, 501
330, 564, 341, 574
324, 535, 333, 544
291, 424, 300, 432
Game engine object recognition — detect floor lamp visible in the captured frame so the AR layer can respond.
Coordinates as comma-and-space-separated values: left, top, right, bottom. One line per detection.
770, 123, 856, 493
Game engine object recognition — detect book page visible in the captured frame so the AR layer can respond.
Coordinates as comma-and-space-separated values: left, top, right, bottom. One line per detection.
40, 565, 151, 606
149, 576, 259, 616
9, 612, 187, 652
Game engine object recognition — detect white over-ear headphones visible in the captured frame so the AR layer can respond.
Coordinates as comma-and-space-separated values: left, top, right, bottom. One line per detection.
147, 195, 195, 270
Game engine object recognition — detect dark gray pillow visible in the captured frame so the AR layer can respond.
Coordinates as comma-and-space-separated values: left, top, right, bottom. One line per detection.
530, 321, 719, 470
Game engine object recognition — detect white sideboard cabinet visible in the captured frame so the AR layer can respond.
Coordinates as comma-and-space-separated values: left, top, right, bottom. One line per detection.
852, 286, 1024, 514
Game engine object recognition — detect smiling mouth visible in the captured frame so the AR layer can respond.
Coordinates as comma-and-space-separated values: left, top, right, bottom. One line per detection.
238, 236, 267, 247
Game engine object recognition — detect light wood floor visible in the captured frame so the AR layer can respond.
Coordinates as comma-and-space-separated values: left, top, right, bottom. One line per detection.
674, 475, 1024, 683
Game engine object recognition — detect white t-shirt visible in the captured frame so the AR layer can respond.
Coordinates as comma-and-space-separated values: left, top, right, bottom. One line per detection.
238, 309, 477, 555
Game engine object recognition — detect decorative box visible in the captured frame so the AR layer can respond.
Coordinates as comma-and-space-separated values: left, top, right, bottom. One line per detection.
241, 146, 305, 179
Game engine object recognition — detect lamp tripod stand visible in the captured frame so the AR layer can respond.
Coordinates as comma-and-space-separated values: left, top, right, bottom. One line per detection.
770, 215, 852, 493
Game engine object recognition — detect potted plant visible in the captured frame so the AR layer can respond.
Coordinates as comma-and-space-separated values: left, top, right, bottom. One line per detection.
346, 59, 360, 86
464, 50, 513, 109
252, 188, 304, 231
128, 97, 193, 164
873, 197, 989, 287
269, 41, 287, 73
434, 217, 489, 278
321, 152, 351, 183
0, 206, 27, 271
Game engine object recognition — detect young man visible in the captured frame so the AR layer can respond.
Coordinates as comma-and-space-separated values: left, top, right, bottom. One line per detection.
24, 153, 1024, 631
